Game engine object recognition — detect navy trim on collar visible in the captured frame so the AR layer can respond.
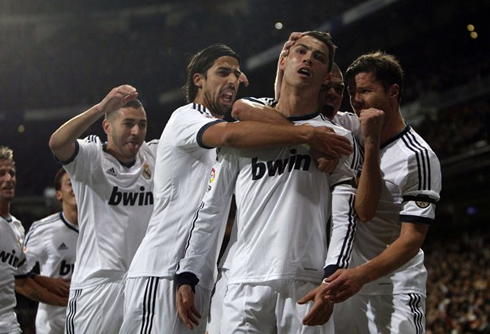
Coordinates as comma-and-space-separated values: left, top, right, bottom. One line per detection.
60, 212, 79, 233
381, 124, 411, 149
288, 111, 321, 122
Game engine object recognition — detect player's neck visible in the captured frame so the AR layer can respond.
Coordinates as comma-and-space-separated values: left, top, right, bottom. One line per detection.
63, 205, 78, 226
381, 110, 406, 145
276, 86, 319, 117
0, 201, 11, 219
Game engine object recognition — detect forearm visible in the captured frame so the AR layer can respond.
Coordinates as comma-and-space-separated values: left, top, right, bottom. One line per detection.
324, 183, 357, 277
49, 104, 104, 161
355, 140, 382, 222
355, 224, 427, 284
15, 277, 67, 306
232, 99, 291, 125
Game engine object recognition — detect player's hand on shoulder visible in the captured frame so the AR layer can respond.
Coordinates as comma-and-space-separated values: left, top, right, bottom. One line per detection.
306, 125, 352, 159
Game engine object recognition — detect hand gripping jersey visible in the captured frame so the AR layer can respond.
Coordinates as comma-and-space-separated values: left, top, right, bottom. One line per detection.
0, 215, 27, 333
61, 136, 157, 289
336, 113, 442, 296
178, 111, 359, 290
127, 103, 227, 281
23, 212, 78, 333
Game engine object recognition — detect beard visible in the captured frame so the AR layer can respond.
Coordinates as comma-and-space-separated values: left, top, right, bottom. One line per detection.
204, 92, 232, 118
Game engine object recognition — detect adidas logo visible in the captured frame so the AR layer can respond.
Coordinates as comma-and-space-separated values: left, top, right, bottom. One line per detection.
106, 167, 117, 176
58, 243, 68, 251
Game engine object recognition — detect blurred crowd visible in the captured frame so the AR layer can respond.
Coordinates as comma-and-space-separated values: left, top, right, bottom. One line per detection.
425, 228, 490, 333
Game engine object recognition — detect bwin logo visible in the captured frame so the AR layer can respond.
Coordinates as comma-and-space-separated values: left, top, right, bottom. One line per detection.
0, 249, 21, 267
251, 149, 311, 180
108, 186, 154, 206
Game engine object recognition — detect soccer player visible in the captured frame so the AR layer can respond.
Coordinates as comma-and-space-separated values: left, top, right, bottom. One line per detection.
176, 31, 358, 333
49, 88, 157, 334
121, 42, 353, 334
320, 51, 442, 333
1, 147, 67, 334
23, 168, 78, 334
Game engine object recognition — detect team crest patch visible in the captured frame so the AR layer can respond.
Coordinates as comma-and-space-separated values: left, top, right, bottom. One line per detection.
416, 201, 430, 208
142, 162, 151, 179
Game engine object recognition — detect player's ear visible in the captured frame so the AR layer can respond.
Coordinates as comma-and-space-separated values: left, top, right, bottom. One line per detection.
193, 73, 204, 88
55, 190, 63, 202
102, 118, 111, 135
389, 84, 400, 100
279, 55, 287, 71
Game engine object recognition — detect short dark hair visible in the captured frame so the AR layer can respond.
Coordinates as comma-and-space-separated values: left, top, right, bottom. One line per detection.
54, 168, 67, 191
345, 51, 404, 102
183, 43, 240, 103
302, 31, 337, 72
105, 98, 144, 120
123, 98, 143, 110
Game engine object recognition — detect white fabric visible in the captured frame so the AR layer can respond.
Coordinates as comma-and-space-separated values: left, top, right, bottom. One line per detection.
350, 125, 441, 296
220, 280, 334, 334
24, 212, 78, 333
120, 277, 210, 334
62, 135, 157, 289
333, 293, 426, 334
127, 103, 227, 285
64, 281, 125, 334
0, 215, 25, 334
178, 112, 358, 290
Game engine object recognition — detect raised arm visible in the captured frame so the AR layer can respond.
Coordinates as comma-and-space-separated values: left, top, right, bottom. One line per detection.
49, 85, 138, 161
274, 32, 303, 100
355, 108, 384, 222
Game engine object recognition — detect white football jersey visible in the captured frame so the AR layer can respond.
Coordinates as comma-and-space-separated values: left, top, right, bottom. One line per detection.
0, 215, 26, 333
23, 212, 78, 333
178, 112, 358, 290
347, 122, 441, 296
128, 103, 227, 280
61, 136, 157, 289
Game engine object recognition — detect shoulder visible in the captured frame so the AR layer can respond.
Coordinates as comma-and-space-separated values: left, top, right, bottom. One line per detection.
26, 213, 61, 237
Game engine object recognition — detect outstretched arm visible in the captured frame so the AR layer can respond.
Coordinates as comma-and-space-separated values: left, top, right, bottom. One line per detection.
322, 222, 429, 303
49, 84, 138, 161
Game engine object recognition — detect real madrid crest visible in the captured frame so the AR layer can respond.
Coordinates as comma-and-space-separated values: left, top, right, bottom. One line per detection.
416, 201, 430, 208
142, 162, 151, 179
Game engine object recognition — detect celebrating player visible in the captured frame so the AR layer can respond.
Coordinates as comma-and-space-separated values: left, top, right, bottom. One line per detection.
121, 42, 353, 333
176, 31, 358, 333
49, 89, 157, 333
23, 168, 78, 334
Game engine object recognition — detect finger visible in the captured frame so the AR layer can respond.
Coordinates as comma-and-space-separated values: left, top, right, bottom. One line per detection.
297, 290, 316, 305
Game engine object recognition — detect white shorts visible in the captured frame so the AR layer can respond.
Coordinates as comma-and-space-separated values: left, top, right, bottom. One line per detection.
220, 280, 334, 334
206, 268, 229, 334
333, 293, 426, 334
36, 305, 66, 334
120, 277, 211, 334
64, 281, 124, 334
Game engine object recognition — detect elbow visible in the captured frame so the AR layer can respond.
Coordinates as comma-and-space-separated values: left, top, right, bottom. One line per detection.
48, 134, 61, 153
355, 208, 376, 223
231, 100, 247, 121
